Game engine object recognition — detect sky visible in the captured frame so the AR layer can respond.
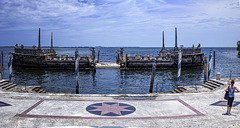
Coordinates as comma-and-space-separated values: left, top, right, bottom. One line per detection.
0, 0, 240, 47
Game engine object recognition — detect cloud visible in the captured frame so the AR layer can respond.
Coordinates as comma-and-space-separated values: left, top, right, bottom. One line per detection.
0, 0, 239, 47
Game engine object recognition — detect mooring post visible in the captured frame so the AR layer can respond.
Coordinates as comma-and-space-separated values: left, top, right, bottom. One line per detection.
177, 49, 182, 87
24, 81, 27, 91
8, 52, 12, 82
1, 51, 3, 72
208, 50, 213, 80
156, 82, 158, 93
117, 49, 120, 64
204, 56, 208, 83
90, 48, 96, 70
125, 54, 128, 69
97, 50, 100, 63
75, 50, 79, 94
120, 48, 124, 60
0, 55, 2, 80
149, 61, 156, 93
230, 70, 232, 80
213, 51, 215, 67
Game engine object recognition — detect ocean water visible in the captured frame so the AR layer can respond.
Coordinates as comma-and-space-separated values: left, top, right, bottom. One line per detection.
0, 47, 239, 94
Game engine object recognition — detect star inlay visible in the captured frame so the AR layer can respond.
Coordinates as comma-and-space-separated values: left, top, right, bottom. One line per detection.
86, 102, 136, 116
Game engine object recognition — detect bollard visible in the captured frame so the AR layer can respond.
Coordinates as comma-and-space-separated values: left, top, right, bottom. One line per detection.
204, 56, 208, 83
177, 50, 182, 87
8, 52, 12, 82
216, 72, 221, 80
75, 50, 79, 94
149, 62, 156, 93
208, 50, 213, 80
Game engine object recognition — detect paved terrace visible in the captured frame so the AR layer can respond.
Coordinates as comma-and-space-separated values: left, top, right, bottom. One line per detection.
0, 78, 240, 128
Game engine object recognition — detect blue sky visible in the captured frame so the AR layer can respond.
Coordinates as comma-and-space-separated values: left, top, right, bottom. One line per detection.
0, 0, 239, 47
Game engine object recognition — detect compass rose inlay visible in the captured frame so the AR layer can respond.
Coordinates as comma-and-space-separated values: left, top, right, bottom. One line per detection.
86, 102, 136, 116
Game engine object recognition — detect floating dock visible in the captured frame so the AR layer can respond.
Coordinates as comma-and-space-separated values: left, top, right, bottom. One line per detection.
96, 62, 120, 69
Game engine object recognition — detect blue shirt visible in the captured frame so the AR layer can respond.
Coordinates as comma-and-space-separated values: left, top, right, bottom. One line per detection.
229, 86, 235, 97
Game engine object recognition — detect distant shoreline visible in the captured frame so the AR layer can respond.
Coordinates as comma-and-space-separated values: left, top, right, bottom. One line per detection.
0, 46, 237, 49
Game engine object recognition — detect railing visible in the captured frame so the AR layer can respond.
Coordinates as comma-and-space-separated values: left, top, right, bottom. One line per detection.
229, 70, 240, 80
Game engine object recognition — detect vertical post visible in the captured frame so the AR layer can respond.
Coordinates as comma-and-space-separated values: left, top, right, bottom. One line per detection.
230, 70, 232, 80
175, 28, 177, 47
204, 56, 208, 83
90, 48, 96, 69
38, 28, 41, 50
208, 50, 213, 80
156, 82, 158, 93
51, 32, 53, 49
125, 54, 128, 68
213, 51, 215, 67
174, 27, 178, 50
1, 51, 3, 72
8, 52, 12, 82
0, 55, 2, 80
149, 62, 156, 93
98, 50, 100, 63
117, 49, 120, 63
75, 50, 79, 94
120, 48, 124, 60
93, 49, 96, 70
24, 81, 27, 91
161, 31, 165, 52
177, 50, 182, 87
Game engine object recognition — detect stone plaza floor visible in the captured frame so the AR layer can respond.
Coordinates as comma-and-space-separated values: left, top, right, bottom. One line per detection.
0, 78, 240, 127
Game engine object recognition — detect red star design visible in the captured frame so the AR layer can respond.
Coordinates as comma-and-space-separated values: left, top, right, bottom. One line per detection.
89, 102, 133, 116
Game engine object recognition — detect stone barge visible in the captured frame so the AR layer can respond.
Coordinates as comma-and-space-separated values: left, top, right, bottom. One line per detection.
12, 28, 203, 69
12, 28, 94, 69
119, 28, 204, 69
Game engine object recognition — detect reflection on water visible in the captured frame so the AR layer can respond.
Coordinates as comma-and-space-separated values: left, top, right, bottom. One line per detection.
0, 47, 239, 94
12, 67, 203, 94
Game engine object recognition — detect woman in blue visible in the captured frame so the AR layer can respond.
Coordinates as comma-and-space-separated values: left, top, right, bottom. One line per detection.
224, 80, 240, 115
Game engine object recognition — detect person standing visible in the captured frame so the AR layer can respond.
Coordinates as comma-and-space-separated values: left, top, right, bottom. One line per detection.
223, 80, 240, 115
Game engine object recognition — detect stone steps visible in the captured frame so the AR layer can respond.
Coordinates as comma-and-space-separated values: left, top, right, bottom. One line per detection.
207, 81, 221, 87
4, 84, 17, 90
171, 79, 225, 93
201, 79, 224, 90
0, 79, 46, 93
32, 87, 46, 93
0, 82, 10, 87
171, 86, 187, 93
0, 80, 18, 91
1, 83, 17, 89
